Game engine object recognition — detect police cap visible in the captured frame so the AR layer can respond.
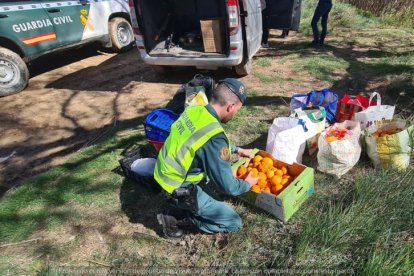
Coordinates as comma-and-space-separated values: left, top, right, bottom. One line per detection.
218, 78, 247, 104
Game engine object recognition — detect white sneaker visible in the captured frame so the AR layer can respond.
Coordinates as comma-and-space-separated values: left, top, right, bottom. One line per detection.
261, 43, 269, 48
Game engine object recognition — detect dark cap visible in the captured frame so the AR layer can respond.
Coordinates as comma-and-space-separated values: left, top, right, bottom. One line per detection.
218, 78, 247, 104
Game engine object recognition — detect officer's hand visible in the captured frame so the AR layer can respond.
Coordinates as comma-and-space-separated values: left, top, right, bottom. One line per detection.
244, 171, 260, 188
237, 147, 253, 158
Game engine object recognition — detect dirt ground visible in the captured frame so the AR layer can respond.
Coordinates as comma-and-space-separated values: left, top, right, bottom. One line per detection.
0, 36, 287, 197
0, 45, 180, 195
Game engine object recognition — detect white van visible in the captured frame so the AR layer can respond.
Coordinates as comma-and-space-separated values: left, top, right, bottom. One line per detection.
129, 0, 301, 76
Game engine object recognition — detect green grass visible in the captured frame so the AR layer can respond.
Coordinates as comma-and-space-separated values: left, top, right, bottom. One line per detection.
293, 54, 349, 82
256, 57, 272, 67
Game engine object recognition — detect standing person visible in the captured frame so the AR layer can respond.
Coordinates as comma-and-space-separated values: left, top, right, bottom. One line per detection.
311, 0, 333, 47
261, 0, 269, 48
155, 78, 259, 240
280, 29, 290, 38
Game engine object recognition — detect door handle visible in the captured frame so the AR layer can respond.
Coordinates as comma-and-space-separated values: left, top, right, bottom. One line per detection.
0, 14, 9, 18
47, 8, 61, 13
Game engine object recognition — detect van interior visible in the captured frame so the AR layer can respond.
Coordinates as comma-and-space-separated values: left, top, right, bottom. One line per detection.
138, 0, 229, 57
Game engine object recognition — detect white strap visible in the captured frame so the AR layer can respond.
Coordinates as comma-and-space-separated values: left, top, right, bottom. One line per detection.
369, 92, 381, 110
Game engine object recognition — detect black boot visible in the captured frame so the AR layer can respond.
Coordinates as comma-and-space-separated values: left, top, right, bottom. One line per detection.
157, 213, 184, 240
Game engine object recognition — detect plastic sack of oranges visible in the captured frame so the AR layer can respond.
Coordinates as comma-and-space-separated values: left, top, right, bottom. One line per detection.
365, 119, 413, 170
236, 154, 293, 196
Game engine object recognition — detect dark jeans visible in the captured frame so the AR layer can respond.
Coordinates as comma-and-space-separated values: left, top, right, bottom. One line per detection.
281, 29, 290, 37
311, 1, 333, 44
261, 10, 269, 44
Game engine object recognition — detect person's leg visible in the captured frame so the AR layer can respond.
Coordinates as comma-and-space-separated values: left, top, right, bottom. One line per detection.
319, 3, 333, 45
311, 4, 324, 45
190, 186, 243, 233
261, 10, 269, 46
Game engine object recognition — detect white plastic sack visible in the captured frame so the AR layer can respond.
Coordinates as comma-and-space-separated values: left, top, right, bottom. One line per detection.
130, 158, 157, 176
354, 92, 395, 129
291, 107, 327, 155
317, 120, 362, 178
266, 117, 317, 164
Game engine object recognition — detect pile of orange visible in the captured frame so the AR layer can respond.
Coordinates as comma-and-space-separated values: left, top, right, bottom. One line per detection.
372, 127, 402, 139
236, 154, 294, 196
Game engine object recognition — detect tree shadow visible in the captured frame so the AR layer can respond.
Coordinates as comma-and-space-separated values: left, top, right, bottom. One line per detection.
29, 43, 104, 78
257, 36, 414, 115
119, 179, 165, 235
45, 48, 243, 92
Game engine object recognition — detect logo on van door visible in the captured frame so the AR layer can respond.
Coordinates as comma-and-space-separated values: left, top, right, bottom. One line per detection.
80, 9, 94, 31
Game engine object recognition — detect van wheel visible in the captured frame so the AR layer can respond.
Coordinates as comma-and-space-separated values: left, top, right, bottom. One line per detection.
0, 47, 29, 97
234, 58, 252, 77
109, 17, 134, 52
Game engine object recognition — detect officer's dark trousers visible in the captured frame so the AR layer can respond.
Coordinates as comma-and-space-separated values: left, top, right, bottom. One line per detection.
261, 10, 269, 44
179, 185, 243, 233
311, 1, 333, 45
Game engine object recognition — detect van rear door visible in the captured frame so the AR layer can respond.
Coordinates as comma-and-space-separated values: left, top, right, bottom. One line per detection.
266, 0, 301, 31
240, 0, 262, 59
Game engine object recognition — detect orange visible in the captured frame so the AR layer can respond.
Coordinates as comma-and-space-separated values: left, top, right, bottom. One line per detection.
266, 170, 274, 179
258, 163, 269, 173
275, 183, 283, 192
253, 155, 263, 163
251, 168, 259, 177
237, 166, 247, 177
275, 169, 284, 176
271, 175, 282, 186
281, 178, 289, 185
258, 172, 267, 182
262, 157, 273, 167
281, 166, 288, 175
257, 179, 267, 189
251, 185, 261, 193
282, 174, 291, 179
326, 136, 337, 143
270, 185, 279, 195
263, 187, 271, 193
247, 167, 252, 172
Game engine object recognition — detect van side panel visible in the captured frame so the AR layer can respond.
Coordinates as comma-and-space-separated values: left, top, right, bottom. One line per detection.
240, 0, 262, 60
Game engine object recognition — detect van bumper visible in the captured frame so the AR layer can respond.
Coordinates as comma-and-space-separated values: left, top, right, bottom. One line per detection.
136, 41, 244, 68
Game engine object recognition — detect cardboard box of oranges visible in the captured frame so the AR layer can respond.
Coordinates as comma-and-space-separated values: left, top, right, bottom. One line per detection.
232, 149, 314, 222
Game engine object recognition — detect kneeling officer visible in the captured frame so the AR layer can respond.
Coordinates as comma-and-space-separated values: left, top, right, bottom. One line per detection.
155, 78, 259, 239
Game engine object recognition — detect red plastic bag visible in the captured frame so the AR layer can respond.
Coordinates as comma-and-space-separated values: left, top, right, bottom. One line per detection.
336, 94, 376, 122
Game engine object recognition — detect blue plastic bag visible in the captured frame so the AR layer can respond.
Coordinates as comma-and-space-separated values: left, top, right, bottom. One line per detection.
290, 89, 338, 123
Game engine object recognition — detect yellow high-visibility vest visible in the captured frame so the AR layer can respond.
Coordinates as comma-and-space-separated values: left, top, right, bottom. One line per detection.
154, 106, 230, 193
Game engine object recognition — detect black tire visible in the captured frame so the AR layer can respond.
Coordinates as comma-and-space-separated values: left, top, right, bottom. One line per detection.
109, 17, 134, 52
234, 58, 252, 77
0, 47, 29, 97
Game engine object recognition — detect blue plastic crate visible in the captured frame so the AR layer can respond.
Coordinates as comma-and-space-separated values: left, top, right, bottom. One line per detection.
144, 109, 179, 142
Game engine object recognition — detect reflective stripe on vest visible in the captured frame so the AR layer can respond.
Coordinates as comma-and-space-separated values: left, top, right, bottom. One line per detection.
154, 106, 230, 193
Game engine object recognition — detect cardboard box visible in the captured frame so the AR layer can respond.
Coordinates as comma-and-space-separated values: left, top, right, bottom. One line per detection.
200, 19, 223, 53
233, 150, 315, 222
